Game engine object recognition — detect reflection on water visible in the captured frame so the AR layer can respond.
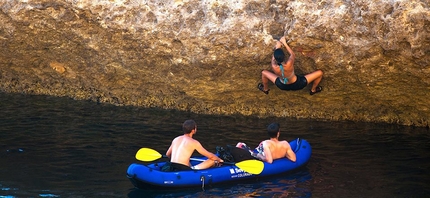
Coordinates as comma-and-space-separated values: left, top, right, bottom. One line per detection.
128, 169, 312, 197
0, 92, 429, 197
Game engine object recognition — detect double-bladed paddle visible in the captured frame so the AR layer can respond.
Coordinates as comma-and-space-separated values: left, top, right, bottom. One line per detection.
135, 147, 264, 175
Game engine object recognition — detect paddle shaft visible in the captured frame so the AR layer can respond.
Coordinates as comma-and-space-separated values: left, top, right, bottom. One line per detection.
158, 156, 226, 164
190, 157, 234, 165
154, 155, 230, 165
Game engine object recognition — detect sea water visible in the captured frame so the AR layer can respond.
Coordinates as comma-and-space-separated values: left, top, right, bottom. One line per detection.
0, 92, 429, 197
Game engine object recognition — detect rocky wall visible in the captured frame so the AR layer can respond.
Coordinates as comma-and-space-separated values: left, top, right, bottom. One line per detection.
0, 0, 429, 127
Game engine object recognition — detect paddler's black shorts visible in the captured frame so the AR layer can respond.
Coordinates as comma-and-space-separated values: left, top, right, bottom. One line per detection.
161, 162, 192, 172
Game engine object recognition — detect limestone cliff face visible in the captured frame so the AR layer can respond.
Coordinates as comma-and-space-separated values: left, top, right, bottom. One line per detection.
0, 0, 429, 127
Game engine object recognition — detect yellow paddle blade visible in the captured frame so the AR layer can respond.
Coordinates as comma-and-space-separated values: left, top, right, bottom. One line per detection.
135, 148, 163, 162
235, 160, 264, 175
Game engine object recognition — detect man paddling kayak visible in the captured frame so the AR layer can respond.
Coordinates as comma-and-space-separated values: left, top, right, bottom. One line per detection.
163, 119, 223, 171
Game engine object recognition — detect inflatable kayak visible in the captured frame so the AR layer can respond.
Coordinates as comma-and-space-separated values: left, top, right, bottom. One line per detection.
127, 138, 311, 189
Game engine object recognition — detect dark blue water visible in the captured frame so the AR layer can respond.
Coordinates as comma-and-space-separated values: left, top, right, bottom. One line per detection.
0, 92, 429, 197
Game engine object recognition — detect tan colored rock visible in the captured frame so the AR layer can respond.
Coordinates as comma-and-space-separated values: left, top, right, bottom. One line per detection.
50, 61, 66, 74
0, 0, 428, 127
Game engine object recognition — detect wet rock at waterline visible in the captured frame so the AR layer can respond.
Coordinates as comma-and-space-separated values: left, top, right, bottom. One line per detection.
0, 0, 429, 127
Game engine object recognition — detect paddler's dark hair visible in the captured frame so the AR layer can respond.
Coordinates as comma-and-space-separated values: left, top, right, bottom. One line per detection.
183, 119, 197, 134
267, 123, 280, 138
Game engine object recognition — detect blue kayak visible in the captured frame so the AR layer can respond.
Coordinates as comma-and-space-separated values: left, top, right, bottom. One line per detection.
127, 138, 311, 189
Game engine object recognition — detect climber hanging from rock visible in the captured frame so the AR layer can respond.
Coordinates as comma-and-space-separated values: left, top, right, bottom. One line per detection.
258, 36, 323, 95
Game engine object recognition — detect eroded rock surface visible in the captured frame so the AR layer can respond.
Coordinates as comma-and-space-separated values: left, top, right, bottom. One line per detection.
0, 0, 429, 127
